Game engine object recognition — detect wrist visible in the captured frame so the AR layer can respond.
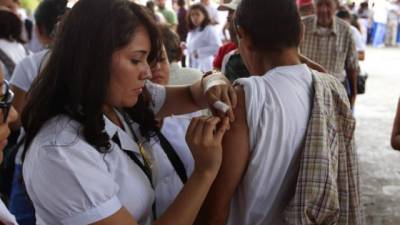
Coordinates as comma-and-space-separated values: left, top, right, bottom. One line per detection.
202, 72, 229, 94
192, 167, 219, 181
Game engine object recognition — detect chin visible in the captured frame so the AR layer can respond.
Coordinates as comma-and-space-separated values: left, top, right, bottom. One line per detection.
122, 97, 139, 108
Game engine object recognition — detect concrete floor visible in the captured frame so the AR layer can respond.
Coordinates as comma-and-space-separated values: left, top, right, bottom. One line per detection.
355, 47, 400, 225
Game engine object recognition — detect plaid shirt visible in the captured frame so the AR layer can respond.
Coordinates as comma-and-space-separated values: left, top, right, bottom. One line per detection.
284, 70, 362, 225
300, 16, 359, 82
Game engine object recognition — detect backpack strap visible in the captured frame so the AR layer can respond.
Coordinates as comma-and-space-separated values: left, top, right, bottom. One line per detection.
155, 130, 188, 183
0, 48, 16, 75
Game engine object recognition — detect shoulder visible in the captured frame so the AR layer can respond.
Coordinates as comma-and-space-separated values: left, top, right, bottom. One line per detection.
31, 115, 83, 149
335, 18, 353, 35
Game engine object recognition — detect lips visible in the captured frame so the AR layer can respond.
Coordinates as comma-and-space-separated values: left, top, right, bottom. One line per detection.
133, 87, 144, 95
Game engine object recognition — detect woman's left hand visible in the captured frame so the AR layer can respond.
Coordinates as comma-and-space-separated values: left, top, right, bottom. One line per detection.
203, 73, 237, 122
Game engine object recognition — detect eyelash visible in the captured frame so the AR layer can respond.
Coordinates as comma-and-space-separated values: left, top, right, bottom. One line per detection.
131, 59, 141, 65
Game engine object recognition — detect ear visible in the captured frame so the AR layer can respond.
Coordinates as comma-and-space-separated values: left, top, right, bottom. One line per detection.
237, 26, 253, 51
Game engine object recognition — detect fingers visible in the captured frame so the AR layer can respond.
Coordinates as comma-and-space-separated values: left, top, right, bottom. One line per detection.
186, 117, 200, 144
229, 86, 238, 109
202, 116, 221, 139
221, 89, 235, 122
215, 117, 230, 142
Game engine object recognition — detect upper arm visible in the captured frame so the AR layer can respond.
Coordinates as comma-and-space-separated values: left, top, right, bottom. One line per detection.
26, 143, 123, 225
391, 98, 400, 149
198, 86, 250, 225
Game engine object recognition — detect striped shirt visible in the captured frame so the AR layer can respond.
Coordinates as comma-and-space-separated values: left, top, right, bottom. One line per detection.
284, 70, 362, 225
300, 16, 359, 82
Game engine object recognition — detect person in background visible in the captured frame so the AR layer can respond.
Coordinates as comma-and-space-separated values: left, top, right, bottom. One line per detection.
0, 0, 36, 51
8, 1, 69, 224
155, 0, 177, 30
186, 4, 221, 72
176, 0, 188, 67
159, 25, 202, 85
385, 2, 399, 47
300, 0, 359, 109
145, 0, 166, 23
21, 0, 235, 224
371, 1, 389, 47
200, 0, 219, 25
148, 36, 203, 217
0, 8, 29, 81
337, 9, 366, 61
213, 0, 240, 72
197, 0, 361, 224
0, 66, 19, 225
357, 1, 372, 44
391, 98, 400, 150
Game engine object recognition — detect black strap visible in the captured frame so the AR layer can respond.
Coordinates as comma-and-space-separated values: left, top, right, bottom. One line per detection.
155, 130, 188, 183
111, 134, 157, 219
0, 48, 16, 75
111, 134, 153, 186
118, 109, 188, 184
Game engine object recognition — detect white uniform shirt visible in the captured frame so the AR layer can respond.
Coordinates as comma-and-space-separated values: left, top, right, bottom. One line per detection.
0, 201, 18, 225
117, 110, 196, 218
23, 82, 166, 225
228, 64, 313, 225
186, 25, 221, 72
10, 49, 49, 92
350, 26, 366, 52
0, 39, 29, 80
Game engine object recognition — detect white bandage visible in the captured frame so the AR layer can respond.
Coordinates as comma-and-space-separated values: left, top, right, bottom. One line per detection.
213, 100, 230, 114
202, 73, 229, 94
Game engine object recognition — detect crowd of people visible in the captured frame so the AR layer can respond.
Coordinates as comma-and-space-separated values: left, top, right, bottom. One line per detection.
2, 0, 399, 224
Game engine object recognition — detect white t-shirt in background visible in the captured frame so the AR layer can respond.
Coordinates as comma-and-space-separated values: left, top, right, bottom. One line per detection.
10, 49, 49, 92
0, 39, 29, 80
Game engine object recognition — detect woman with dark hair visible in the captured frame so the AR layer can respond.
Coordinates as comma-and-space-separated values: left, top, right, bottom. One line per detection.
197, 0, 360, 224
0, 8, 29, 80
21, 0, 234, 224
185, 4, 221, 72
7, 1, 69, 224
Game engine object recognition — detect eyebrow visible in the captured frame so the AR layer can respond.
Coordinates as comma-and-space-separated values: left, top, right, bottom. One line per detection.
130, 50, 148, 56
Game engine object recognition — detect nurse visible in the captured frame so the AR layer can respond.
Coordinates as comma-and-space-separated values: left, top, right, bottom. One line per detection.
21, 0, 235, 224
186, 4, 221, 72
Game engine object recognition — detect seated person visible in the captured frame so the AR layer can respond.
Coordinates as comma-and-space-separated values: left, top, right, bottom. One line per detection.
197, 0, 361, 224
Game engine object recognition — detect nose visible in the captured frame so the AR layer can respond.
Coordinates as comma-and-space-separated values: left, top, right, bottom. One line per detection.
140, 62, 152, 80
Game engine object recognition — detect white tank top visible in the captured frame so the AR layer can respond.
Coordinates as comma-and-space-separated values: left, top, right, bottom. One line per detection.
228, 64, 313, 225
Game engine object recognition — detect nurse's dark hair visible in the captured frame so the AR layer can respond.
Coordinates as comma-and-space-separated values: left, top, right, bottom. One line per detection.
22, 0, 162, 158
187, 4, 211, 31
235, 0, 301, 52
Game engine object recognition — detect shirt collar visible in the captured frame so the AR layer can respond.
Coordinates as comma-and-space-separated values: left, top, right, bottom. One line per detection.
312, 16, 338, 36
103, 112, 141, 154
